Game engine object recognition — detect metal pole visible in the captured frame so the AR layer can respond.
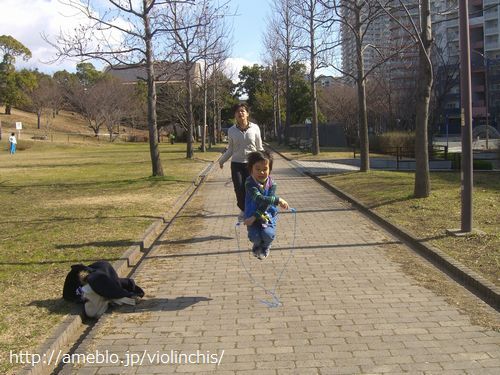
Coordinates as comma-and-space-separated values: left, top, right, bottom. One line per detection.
459, 0, 473, 232
485, 58, 489, 150
445, 115, 449, 149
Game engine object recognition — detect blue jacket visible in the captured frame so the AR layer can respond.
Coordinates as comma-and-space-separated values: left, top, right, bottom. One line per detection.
244, 176, 280, 226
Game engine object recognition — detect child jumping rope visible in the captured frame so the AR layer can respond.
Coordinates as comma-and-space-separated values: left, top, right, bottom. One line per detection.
243, 150, 289, 260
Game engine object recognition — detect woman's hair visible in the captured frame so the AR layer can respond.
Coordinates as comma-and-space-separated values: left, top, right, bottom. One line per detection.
232, 102, 250, 114
247, 150, 273, 173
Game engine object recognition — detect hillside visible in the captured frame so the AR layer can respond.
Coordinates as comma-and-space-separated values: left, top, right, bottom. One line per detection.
0, 107, 147, 140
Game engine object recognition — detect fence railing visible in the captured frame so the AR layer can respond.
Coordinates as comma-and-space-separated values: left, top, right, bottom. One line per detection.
2, 131, 153, 144
353, 145, 449, 169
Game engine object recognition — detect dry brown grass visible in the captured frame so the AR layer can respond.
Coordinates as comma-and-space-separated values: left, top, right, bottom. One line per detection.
0, 107, 147, 140
0, 130, 222, 374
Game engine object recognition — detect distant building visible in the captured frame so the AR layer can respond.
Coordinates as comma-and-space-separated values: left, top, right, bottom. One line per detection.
340, 0, 500, 133
105, 61, 202, 86
316, 75, 348, 88
340, 1, 391, 80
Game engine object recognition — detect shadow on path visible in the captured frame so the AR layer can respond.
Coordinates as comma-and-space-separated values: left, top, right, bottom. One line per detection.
28, 297, 213, 316
55, 240, 141, 250
160, 235, 234, 245
126, 297, 212, 312
149, 240, 402, 259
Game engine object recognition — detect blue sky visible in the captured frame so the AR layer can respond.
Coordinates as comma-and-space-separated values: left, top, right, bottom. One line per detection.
0, 0, 272, 78
230, 0, 271, 63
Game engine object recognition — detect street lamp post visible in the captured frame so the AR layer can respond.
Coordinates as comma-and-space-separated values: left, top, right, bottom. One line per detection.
485, 59, 490, 150
472, 49, 491, 150
459, 0, 473, 233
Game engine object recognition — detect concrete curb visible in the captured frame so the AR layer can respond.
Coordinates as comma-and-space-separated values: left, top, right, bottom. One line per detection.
274, 149, 500, 312
20, 160, 216, 375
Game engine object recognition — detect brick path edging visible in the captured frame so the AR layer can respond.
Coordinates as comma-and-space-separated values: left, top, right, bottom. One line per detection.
19, 160, 217, 375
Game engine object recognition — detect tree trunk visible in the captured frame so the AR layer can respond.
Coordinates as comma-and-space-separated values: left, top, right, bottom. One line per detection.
414, 0, 433, 198
285, 55, 291, 145
212, 80, 217, 146
276, 77, 282, 143
144, 14, 164, 176
355, 7, 369, 172
201, 67, 208, 152
310, 13, 320, 155
186, 64, 194, 159
272, 64, 278, 141
37, 110, 41, 129
357, 77, 369, 172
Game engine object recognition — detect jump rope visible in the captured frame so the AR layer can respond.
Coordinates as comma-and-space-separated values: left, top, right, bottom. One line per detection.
234, 205, 298, 308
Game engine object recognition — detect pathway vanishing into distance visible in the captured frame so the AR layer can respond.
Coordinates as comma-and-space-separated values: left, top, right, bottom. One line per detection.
60, 155, 500, 374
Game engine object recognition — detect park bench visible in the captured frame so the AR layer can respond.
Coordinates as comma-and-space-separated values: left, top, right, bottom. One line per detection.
31, 135, 48, 140
299, 138, 313, 152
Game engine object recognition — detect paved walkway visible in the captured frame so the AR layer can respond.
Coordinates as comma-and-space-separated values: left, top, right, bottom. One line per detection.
61, 155, 499, 374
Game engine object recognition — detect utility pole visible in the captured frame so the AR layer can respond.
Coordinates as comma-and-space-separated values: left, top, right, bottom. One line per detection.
472, 49, 491, 150
459, 0, 473, 233
485, 58, 490, 150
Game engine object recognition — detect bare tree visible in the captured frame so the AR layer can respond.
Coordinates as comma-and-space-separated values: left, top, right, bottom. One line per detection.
318, 82, 358, 144
198, 7, 231, 152
375, 0, 433, 197
290, 0, 333, 155
262, 26, 284, 142
429, 30, 459, 138
267, 0, 301, 145
100, 78, 137, 141
162, 0, 230, 158
66, 79, 107, 137
44, 0, 204, 176
210, 64, 234, 144
27, 74, 55, 130
320, 0, 409, 170
157, 81, 190, 135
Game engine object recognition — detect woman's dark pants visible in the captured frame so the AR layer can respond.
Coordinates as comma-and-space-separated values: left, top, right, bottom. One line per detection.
230, 162, 249, 211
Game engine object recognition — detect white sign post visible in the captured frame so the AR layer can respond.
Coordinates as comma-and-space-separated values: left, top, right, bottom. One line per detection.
15, 122, 22, 139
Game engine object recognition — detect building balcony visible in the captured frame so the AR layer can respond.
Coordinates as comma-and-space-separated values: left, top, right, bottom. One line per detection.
469, 16, 484, 27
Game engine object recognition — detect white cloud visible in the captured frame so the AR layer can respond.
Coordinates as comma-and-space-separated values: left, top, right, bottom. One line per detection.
0, 0, 130, 74
223, 57, 261, 83
0, 1, 91, 73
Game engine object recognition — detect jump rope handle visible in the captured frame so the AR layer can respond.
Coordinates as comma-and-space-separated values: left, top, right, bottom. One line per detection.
236, 208, 296, 226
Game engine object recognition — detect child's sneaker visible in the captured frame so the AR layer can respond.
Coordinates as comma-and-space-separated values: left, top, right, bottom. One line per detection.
251, 244, 260, 258
260, 247, 270, 259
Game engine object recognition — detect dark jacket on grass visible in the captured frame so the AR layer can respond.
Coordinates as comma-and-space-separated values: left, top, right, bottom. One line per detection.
62, 261, 144, 303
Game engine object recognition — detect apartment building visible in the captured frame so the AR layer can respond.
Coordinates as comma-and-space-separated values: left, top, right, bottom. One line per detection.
341, 0, 500, 134
340, 1, 391, 80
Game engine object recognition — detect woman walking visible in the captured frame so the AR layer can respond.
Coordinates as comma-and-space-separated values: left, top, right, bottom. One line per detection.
219, 103, 264, 221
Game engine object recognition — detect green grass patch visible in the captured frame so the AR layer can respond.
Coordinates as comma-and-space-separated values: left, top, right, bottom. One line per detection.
321, 170, 499, 286
0, 139, 222, 373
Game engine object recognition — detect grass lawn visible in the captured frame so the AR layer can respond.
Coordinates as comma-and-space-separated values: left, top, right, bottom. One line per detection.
322, 171, 499, 286
271, 143, 499, 287
0, 138, 222, 373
